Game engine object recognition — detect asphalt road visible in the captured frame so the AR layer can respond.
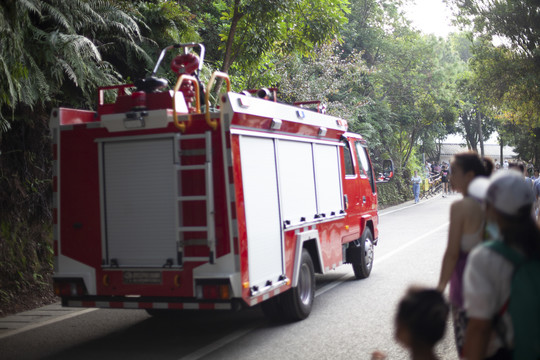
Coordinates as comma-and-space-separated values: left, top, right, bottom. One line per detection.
0, 192, 459, 360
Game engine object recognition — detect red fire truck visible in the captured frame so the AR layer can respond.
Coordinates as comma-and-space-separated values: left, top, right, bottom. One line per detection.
51, 43, 393, 321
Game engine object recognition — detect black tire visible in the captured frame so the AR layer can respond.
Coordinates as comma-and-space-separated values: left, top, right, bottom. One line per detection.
260, 295, 284, 321
281, 249, 315, 321
352, 228, 374, 279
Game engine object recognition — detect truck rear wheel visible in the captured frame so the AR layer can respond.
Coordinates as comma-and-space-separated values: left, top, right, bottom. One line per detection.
260, 295, 283, 321
352, 228, 374, 279
281, 249, 315, 321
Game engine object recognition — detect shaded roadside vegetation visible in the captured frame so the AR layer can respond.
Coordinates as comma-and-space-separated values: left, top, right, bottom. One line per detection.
1, 0, 539, 316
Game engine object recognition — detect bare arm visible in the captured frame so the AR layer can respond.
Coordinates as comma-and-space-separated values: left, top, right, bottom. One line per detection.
462, 318, 492, 360
437, 202, 463, 292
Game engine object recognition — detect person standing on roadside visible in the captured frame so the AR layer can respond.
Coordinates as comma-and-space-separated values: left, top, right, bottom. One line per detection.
437, 151, 487, 356
510, 161, 536, 195
411, 170, 422, 204
462, 170, 539, 360
440, 164, 450, 197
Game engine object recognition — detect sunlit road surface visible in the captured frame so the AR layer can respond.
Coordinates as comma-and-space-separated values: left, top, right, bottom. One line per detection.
1, 193, 461, 360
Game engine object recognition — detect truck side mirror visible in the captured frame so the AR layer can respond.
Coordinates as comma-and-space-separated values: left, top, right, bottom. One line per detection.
376, 159, 394, 183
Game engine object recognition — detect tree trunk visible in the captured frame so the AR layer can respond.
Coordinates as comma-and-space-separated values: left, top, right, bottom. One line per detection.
477, 111, 484, 157
402, 129, 417, 168
500, 138, 504, 165
533, 127, 540, 168
213, 0, 243, 102
222, 1, 242, 75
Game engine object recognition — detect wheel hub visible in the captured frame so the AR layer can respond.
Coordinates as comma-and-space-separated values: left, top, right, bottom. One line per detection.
298, 263, 312, 305
364, 238, 374, 269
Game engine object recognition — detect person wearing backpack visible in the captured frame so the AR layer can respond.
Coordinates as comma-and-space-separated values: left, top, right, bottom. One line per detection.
462, 170, 540, 360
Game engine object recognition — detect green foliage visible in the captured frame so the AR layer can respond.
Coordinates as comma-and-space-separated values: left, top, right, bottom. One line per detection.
0, 0, 152, 118
131, 1, 201, 78
449, 41, 498, 153
447, 0, 540, 165
271, 0, 463, 196
377, 169, 412, 207
356, 31, 460, 169
275, 41, 369, 113
446, 0, 540, 57
1, 0, 539, 313
341, 0, 407, 65
206, 0, 349, 73
0, 219, 53, 313
0, 111, 54, 314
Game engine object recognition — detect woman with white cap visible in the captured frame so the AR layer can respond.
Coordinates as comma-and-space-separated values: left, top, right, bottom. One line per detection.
462, 170, 539, 359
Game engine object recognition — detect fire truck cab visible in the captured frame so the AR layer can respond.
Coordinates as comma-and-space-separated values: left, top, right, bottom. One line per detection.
51, 43, 393, 321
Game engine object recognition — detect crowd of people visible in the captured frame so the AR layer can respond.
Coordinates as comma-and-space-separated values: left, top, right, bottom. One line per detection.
378, 152, 540, 360
414, 161, 454, 201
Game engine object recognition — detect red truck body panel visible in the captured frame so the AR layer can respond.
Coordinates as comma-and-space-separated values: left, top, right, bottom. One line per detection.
51, 74, 381, 316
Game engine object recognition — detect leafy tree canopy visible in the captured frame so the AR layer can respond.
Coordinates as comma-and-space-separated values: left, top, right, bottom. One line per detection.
446, 0, 540, 164
206, 0, 349, 74
0, 0, 151, 127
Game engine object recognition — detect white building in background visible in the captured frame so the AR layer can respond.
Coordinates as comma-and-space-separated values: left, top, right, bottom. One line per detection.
439, 133, 518, 165
439, 143, 517, 165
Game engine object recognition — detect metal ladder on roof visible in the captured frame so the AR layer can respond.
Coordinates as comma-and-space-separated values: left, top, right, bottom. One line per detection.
176, 131, 216, 265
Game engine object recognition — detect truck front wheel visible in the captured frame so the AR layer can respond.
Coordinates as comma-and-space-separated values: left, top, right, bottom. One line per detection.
352, 228, 374, 279
281, 249, 315, 321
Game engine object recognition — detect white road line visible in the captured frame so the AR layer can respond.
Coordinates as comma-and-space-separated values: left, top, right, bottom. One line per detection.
177, 222, 449, 360
175, 278, 349, 360
315, 273, 353, 296
0, 308, 98, 340
379, 193, 441, 216
1, 199, 448, 353
375, 222, 449, 265
1, 218, 449, 358
177, 324, 264, 360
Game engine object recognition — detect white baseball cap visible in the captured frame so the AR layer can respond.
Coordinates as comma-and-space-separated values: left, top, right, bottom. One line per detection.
468, 170, 535, 217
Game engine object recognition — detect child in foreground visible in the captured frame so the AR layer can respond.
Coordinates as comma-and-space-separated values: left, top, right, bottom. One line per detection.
372, 287, 450, 360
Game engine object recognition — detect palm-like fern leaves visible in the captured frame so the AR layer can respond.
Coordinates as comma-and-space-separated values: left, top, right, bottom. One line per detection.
0, 0, 151, 128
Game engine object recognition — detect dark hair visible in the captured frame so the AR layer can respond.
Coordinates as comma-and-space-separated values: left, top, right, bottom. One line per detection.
452, 151, 487, 177
396, 287, 449, 347
499, 207, 540, 259
482, 157, 494, 176
509, 161, 525, 173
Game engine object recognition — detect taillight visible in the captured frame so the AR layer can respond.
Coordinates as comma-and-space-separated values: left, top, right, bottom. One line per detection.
53, 279, 86, 297
196, 282, 231, 300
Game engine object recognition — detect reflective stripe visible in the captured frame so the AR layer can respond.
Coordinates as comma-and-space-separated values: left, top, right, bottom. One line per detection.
66, 300, 232, 310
